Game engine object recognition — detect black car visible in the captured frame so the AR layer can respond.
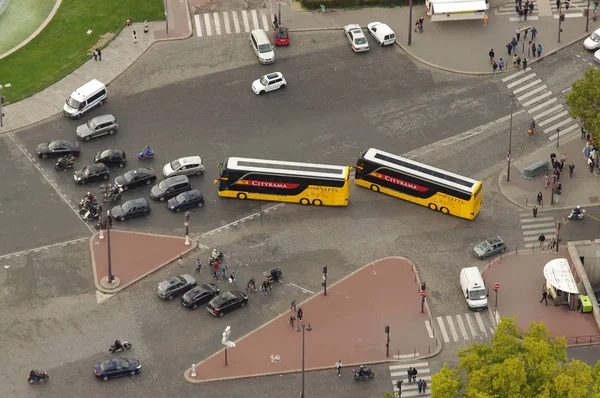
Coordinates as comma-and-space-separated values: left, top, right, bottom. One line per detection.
114, 168, 156, 191
168, 190, 205, 212
156, 274, 197, 300
181, 283, 220, 309
73, 163, 109, 184
93, 358, 142, 381
110, 198, 151, 221
207, 291, 248, 317
94, 149, 127, 168
150, 175, 191, 202
36, 140, 80, 159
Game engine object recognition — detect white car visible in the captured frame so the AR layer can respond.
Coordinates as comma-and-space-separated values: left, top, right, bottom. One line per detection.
367, 22, 396, 46
344, 24, 369, 52
252, 72, 287, 95
163, 156, 205, 178
594, 49, 600, 63
584, 28, 600, 50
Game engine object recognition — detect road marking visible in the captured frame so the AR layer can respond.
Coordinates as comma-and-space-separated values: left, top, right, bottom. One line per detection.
517, 84, 548, 101
437, 316, 450, 343
96, 290, 115, 304
7, 133, 95, 234
389, 362, 430, 371
0, 237, 88, 261
194, 14, 203, 37
213, 13, 221, 35
506, 72, 537, 89
528, 98, 558, 114
538, 110, 569, 127
543, 117, 574, 134
223, 12, 231, 34
474, 311, 487, 336
446, 315, 459, 342
204, 14, 212, 36
456, 314, 469, 340
548, 124, 580, 140
522, 222, 555, 229
562, 87, 572, 93
241, 10, 250, 32
197, 203, 285, 239
501, 67, 531, 82
261, 11, 270, 31
286, 282, 315, 294
533, 104, 563, 120
251, 9, 259, 30
425, 320, 434, 338
522, 91, 553, 107
464, 313, 478, 338
521, 216, 553, 223
512, 79, 542, 95
232, 11, 241, 33
523, 228, 556, 235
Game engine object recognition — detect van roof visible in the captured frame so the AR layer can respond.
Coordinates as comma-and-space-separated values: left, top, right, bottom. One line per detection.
71, 79, 106, 102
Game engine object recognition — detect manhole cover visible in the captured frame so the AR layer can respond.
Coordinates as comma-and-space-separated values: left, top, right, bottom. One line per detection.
589, 196, 599, 204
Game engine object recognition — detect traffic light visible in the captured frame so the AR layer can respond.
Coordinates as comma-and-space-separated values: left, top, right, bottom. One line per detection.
385, 325, 390, 334
420, 282, 426, 291
560, 13, 566, 21
107, 215, 113, 228
322, 266, 327, 275
396, 380, 403, 389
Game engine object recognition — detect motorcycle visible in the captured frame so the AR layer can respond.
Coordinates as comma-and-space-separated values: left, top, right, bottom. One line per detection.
568, 208, 586, 220
210, 249, 223, 263
269, 268, 283, 283
102, 186, 123, 203
353, 367, 374, 381
79, 196, 97, 211
28, 370, 50, 384
138, 149, 154, 160
109, 341, 133, 353
55, 155, 75, 171
82, 206, 100, 221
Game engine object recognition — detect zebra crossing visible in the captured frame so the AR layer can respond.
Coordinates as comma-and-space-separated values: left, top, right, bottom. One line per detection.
520, 209, 556, 247
495, 0, 540, 22
551, 0, 586, 18
501, 69, 580, 142
425, 311, 495, 344
389, 362, 432, 397
193, 9, 270, 38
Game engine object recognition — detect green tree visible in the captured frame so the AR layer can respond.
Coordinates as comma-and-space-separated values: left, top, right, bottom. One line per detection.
566, 68, 600, 139
431, 317, 600, 398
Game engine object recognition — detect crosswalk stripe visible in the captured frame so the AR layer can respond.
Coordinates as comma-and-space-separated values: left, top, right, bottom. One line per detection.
389, 362, 430, 371
558, 124, 580, 135
509, 15, 540, 21
522, 222, 555, 229
425, 320, 434, 338
251, 9, 260, 30
521, 216, 553, 222
195, 14, 203, 37
528, 98, 557, 114
517, 84, 548, 101
501, 67, 531, 82
475, 312, 487, 336
446, 315, 459, 342
512, 79, 542, 94
456, 314, 469, 340
262, 11, 270, 31
232, 11, 241, 33
204, 14, 212, 36
538, 110, 569, 127
464, 313, 478, 338
223, 12, 231, 34
242, 10, 250, 32
533, 104, 563, 120
213, 13, 221, 35
506, 73, 537, 89
525, 235, 549, 242
392, 375, 433, 383
437, 316, 450, 343
391, 369, 432, 377
523, 228, 556, 235
544, 117, 574, 134
522, 91, 553, 107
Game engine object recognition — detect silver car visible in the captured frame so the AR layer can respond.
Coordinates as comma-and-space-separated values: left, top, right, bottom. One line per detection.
76, 114, 118, 141
163, 156, 205, 178
156, 274, 197, 300
473, 236, 506, 259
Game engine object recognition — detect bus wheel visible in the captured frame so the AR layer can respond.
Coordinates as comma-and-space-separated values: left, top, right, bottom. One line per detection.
428, 203, 438, 211
370, 184, 380, 192
440, 207, 450, 215
237, 193, 247, 200
312, 199, 322, 206
300, 198, 310, 205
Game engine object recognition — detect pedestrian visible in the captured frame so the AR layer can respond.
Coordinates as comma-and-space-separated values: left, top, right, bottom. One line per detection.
569, 162, 575, 177
195, 258, 201, 274
554, 168, 561, 181
588, 156, 594, 172
289, 314, 296, 328
422, 381, 428, 394
229, 271, 237, 287
511, 37, 518, 51
540, 289, 548, 305
538, 233, 546, 248
519, 7, 525, 20
512, 54, 518, 68
522, 58, 528, 70
523, 7, 528, 20
556, 0, 561, 8
507, 42, 513, 55
414, 22, 419, 32
544, 173, 550, 189
499, 58, 505, 72
484, 13, 489, 25
93, 50, 98, 61
492, 61, 498, 76
529, 1, 534, 14
418, 17, 424, 33
261, 280, 269, 296
537, 44, 543, 57
532, 42, 537, 57
247, 277, 256, 292
524, 28, 529, 39
221, 263, 228, 279
133, 30, 137, 44
96, 48, 102, 61
550, 152, 556, 163
531, 26, 537, 39
489, 48, 495, 64
297, 307, 303, 322
550, 236, 557, 250
537, 191, 543, 205
533, 205, 538, 218
417, 379, 424, 393
335, 360, 343, 376
581, 126, 586, 139
565, 0, 570, 9
516, 55, 522, 70
411, 367, 418, 381
144, 20, 149, 33
178, 254, 183, 267
407, 367, 414, 383
212, 269, 220, 282
291, 300, 297, 312
516, 28, 521, 41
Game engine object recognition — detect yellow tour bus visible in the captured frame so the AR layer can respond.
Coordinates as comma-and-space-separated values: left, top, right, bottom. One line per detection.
354, 148, 482, 220
215, 157, 351, 206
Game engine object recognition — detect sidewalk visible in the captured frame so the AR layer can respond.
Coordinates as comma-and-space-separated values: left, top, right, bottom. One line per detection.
498, 134, 600, 211
0, 0, 191, 134
184, 257, 437, 383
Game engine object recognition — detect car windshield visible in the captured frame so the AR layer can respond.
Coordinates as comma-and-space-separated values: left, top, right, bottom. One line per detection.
48, 141, 63, 150
170, 160, 182, 171
121, 201, 134, 212
258, 43, 272, 53
83, 167, 91, 176
158, 180, 171, 190
260, 76, 270, 85
174, 193, 188, 204
100, 150, 112, 158
355, 37, 367, 45
123, 171, 136, 182
591, 33, 600, 41
469, 289, 487, 301
278, 29, 288, 38
66, 97, 82, 108
212, 292, 236, 306
478, 241, 491, 251
87, 119, 98, 130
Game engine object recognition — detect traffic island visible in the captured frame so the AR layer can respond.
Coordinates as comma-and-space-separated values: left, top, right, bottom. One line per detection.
90, 230, 197, 294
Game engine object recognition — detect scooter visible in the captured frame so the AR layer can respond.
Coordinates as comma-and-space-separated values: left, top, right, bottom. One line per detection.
210, 249, 223, 263
353, 367, 375, 380
568, 208, 585, 220
102, 186, 123, 203
82, 206, 100, 221
138, 149, 154, 160
108, 341, 133, 353
27, 371, 50, 384
55, 156, 75, 171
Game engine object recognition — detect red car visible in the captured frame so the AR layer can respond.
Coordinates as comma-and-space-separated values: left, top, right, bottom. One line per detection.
274, 27, 290, 46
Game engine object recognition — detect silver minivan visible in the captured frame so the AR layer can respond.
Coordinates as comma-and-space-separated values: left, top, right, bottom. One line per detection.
250, 29, 275, 64
63, 79, 107, 119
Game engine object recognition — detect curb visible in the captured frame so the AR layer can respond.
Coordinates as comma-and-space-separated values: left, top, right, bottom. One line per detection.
183, 255, 443, 384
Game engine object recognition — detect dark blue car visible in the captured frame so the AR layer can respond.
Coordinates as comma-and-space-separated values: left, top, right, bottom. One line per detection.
94, 358, 142, 381
167, 190, 205, 212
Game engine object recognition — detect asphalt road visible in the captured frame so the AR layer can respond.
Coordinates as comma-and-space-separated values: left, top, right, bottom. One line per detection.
568, 345, 600, 367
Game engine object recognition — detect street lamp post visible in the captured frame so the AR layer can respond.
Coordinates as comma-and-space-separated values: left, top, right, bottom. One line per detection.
106, 209, 114, 283
558, 4, 563, 43
507, 94, 515, 182
385, 325, 390, 357
0, 83, 10, 128
556, 128, 560, 148
300, 323, 306, 398
322, 266, 327, 296
408, 0, 413, 46
586, 0, 591, 31
222, 326, 236, 366
184, 211, 190, 245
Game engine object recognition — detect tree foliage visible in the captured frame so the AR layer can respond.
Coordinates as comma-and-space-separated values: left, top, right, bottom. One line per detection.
566, 68, 600, 139
431, 317, 600, 398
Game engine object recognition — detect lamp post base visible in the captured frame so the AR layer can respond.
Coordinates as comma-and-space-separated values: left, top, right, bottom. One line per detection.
185, 235, 190, 245
99, 276, 121, 291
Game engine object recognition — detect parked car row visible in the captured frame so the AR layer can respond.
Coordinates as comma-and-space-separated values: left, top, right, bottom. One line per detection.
344, 22, 396, 53
584, 28, 600, 63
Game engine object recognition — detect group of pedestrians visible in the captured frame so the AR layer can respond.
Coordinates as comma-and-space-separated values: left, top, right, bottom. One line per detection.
583, 139, 599, 172
497, 26, 540, 75
413, 17, 425, 33
515, 0, 535, 19
406, 367, 428, 393
289, 300, 304, 328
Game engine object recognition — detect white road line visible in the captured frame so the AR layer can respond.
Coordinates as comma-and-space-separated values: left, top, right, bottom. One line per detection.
528, 98, 558, 114
455, 314, 469, 340
517, 85, 548, 101
544, 117, 574, 134
522, 222, 555, 229
286, 282, 315, 294
474, 311, 487, 337
521, 216, 553, 222
523, 228, 556, 235
512, 79, 542, 95
557, 124, 580, 135
194, 14, 203, 37
538, 110, 569, 127
506, 73, 537, 89
562, 87, 572, 93
7, 133, 94, 234
232, 11, 241, 33
261, 11, 270, 31
509, 15, 539, 21
525, 235, 546, 242
241, 10, 250, 32
213, 13, 221, 35
464, 313, 478, 338
204, 14, 212, 36
554, 12, 583, 18
251, 9, 260, 30
522, 91, 553, 107
197, 203, 285, 238
0, 237, 88, 261
533, 104, 564, 120
223, 12, 231, 34
389, 362, 430, 371
437, 316, 450, 343
501, 67, 531, 82
425, 320, 434, 338
446, 315, 459, 342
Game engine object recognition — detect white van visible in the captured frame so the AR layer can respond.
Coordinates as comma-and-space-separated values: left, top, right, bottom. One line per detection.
63, 79, 107, 119
460, 267, 488, 310
250, 29, 275, 64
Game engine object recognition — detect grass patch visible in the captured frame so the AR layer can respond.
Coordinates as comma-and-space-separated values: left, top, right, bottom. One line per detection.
0, 0, 164, 103
0, 0, 56, 54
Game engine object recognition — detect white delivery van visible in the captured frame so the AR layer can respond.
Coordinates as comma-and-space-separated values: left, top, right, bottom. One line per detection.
250, 29, 275, 65
460, 267, 488, 310
63, 79, 107, 119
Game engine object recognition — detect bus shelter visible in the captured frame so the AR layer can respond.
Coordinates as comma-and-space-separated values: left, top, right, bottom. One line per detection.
543, 258, 579, 310
425, 0, 488, 21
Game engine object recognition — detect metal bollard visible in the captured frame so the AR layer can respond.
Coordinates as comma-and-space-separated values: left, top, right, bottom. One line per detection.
191, 364, 196, 377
